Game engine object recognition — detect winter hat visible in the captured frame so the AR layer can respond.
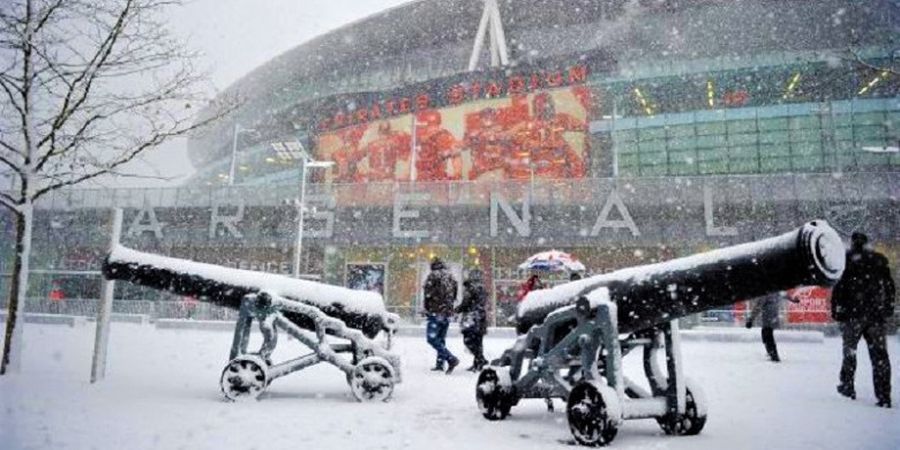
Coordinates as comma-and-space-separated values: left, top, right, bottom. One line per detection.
430, 257, 445, 271
851, 232, 868, 248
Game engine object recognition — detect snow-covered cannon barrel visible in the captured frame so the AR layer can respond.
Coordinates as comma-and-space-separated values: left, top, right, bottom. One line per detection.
516, 220, 845, 335
477, 220, 846, 446
102, 245, 390, 338
102, 245, 401, 403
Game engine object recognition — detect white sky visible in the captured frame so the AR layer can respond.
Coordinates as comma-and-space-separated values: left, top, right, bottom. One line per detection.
112, 0, 414, 188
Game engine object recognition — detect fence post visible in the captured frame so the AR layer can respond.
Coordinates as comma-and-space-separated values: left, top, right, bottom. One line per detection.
90, 208, 123, 383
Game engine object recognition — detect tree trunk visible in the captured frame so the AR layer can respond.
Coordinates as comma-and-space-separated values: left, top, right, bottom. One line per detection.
1, 0, 36, 376
1, 204, 32, 374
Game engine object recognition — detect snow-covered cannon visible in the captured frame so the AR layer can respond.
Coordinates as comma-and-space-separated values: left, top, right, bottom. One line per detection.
102, 246, 402, 402
476, 220, 845, 446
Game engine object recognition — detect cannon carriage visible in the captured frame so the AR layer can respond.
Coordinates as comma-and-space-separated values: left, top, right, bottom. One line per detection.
103, 246, 402, 402
476, 220, 846, 446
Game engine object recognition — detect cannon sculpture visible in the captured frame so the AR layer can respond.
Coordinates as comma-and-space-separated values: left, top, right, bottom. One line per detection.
476, 220, 846, 446
103, 246, 402, 402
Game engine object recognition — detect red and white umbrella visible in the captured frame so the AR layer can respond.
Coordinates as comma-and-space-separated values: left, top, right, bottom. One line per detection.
518, 250, 586, 272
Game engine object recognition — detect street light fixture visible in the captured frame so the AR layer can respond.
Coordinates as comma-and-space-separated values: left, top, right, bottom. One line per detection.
271, 141, 334, 278
861, 145, 899, 153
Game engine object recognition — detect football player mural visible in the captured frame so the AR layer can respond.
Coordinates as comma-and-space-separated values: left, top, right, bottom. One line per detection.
362, 121, 412, 182
514, 92, 587, 179
322, 125, 367, 183
415, 110, 462, 182
314, 86, 590, 186
464, 107, 512, 180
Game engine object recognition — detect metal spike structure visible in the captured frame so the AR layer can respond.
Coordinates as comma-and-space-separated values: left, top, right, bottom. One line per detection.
468, 0, 509, 71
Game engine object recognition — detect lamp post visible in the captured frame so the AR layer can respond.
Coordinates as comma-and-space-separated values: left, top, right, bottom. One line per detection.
272, 140, 334, 278
228, 123, 257, 186
409, 115, 428, 182
294, 158, 334, 278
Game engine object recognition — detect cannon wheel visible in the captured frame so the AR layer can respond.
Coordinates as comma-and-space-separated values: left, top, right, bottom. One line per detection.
566, 381, 619, 446
656, 384, 707, 436
349, 356, 395, 402
220, 355, 269, 401
476, 367, 515, 420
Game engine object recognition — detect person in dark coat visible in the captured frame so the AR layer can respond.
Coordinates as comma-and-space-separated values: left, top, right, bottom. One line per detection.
456, 269, 489, 371
423, 257, 460, 374
831, 232, 894, 408
746, 291, 798, 362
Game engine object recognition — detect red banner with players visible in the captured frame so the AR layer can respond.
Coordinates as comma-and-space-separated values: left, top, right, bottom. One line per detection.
315, 86, 592, 184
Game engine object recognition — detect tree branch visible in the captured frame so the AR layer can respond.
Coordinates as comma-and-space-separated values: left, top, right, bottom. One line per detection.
0, 74, 25, 122
0, 0, 236, 203
34, 67, 203, 172
32, 0, 66, 35
36, 0, 135, 150
846, 47, 898, 76
0, 191, 20, 213
32, 101, 233, 199
0, 151, 24, 176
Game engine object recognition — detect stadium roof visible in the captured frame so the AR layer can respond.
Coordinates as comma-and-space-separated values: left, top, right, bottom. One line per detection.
190, 0, 899, 167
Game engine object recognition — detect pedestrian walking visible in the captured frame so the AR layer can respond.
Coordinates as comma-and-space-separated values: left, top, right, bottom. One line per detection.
745, 291, 798, 362
831, 232, 894, 408
457, 269, 488, 371
48, 280, 65, 314
423, 257, 460, 374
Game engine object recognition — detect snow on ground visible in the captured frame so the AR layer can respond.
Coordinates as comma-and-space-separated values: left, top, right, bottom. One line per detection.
1, 322, 898, 450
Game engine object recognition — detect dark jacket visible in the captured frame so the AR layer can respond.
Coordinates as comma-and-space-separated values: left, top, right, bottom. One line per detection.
424, 259, 457, 317
831, 247, 896, 323
457, 271, 488, 335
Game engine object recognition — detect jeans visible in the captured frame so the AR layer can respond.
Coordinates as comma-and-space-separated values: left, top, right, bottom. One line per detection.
426, 314, 455, 365
839, 321, 891, 403
761, 327, 779, 360
462, 328, 486, 366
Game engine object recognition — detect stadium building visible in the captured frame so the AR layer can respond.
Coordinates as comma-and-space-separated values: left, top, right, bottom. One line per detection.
2, 0, 899, 325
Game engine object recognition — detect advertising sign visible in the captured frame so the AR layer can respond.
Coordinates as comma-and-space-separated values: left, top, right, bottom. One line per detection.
786, 286, 832, 323
304, 51, 614, 187
346, 263, 387, 296
315, 86, 592, 184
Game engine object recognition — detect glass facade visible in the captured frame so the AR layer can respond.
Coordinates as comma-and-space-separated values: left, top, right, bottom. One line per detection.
607, 99, 899, 177
593, 54, 899, 178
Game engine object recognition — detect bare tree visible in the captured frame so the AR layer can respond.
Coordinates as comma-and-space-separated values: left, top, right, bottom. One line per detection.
0, 0, 235, 374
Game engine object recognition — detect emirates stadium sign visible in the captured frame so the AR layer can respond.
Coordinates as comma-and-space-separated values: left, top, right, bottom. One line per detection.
315, 63, 593, 132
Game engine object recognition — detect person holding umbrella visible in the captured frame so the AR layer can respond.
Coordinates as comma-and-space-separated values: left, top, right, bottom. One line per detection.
518, 250, 586, 274
516, 250, 585, 301
516, 274, 545, 302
